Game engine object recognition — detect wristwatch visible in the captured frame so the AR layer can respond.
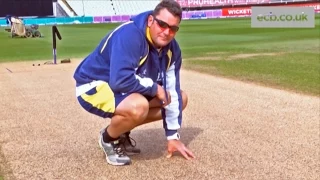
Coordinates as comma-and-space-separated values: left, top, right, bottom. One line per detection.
167, 132, 180, 140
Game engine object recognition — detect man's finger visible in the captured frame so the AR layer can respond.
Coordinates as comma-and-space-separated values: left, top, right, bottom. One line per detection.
178, 148, 191, 160
162, 96, 168, 106
166, 91, 171, 104
166, 147, 176, 158
184, 147, 195, 159
160, 99, 168, 107
160, 100, 166, 106
162, 102, 168, 107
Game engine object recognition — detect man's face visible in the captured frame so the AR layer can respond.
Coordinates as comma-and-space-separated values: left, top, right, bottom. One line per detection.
147, 8, 180, 48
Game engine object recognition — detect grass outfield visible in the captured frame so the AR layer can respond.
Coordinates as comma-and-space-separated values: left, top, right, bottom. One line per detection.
0, 16, 319, 96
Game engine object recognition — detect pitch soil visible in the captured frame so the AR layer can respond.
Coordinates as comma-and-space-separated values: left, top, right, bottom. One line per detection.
0, 59, 319, 179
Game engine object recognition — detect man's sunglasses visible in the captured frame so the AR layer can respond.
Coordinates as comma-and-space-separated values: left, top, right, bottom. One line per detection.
153, 16, 179, 33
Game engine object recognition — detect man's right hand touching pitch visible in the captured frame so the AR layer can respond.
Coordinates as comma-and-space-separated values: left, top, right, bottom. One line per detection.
166, 140, 195, 160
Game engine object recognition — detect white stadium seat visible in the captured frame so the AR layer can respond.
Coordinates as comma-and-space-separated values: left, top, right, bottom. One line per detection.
63, 0, 160, 16
61, 0, 115, 16
112, 1, 159, 15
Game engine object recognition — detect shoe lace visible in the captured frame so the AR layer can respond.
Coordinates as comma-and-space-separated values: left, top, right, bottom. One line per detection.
119, 134, 137, 151
127, 135, 137, 147
112, 142, 127, 157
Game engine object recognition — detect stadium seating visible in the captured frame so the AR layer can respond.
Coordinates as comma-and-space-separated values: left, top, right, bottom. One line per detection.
58, 0, 314, 17
59, 0, 159, 16
66, 0, 115, 16
112, 1, 159, 15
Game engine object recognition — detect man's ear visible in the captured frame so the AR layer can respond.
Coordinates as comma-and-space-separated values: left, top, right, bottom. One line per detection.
147, 15, 153, 27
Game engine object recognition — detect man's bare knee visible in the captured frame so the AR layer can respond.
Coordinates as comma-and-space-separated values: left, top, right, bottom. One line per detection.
115, 93, 149, 124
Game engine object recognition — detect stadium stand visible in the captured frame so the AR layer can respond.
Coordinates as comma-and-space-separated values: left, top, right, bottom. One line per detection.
112, 1, 159, 15
68, 0, 114, 16
0, 0, 317, 26
57, 0, 315, 17
58, 0, 160, 16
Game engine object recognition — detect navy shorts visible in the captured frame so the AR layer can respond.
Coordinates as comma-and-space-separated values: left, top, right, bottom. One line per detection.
76, 80, 154, 118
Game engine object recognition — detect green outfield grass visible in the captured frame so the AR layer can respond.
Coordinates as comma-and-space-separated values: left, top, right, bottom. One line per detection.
0, 15, 319, 96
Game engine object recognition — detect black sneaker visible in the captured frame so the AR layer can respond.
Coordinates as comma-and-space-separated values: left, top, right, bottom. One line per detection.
119, 132, 141, 156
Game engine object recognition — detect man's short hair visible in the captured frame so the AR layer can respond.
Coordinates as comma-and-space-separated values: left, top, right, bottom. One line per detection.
153, 0, 182, 21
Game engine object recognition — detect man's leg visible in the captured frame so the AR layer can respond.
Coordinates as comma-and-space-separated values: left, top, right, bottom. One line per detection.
97, 93, 149, 166
106, 93, 150, 139
107, 90, 188, 156
107, 90, 188, 138
100, 90, 187, 165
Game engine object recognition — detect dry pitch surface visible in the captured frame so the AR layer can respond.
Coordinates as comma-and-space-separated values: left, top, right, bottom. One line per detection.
0, 60, 319, 180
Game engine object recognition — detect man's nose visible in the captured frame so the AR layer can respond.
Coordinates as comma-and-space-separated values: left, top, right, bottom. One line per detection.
163, 28, 170, 35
